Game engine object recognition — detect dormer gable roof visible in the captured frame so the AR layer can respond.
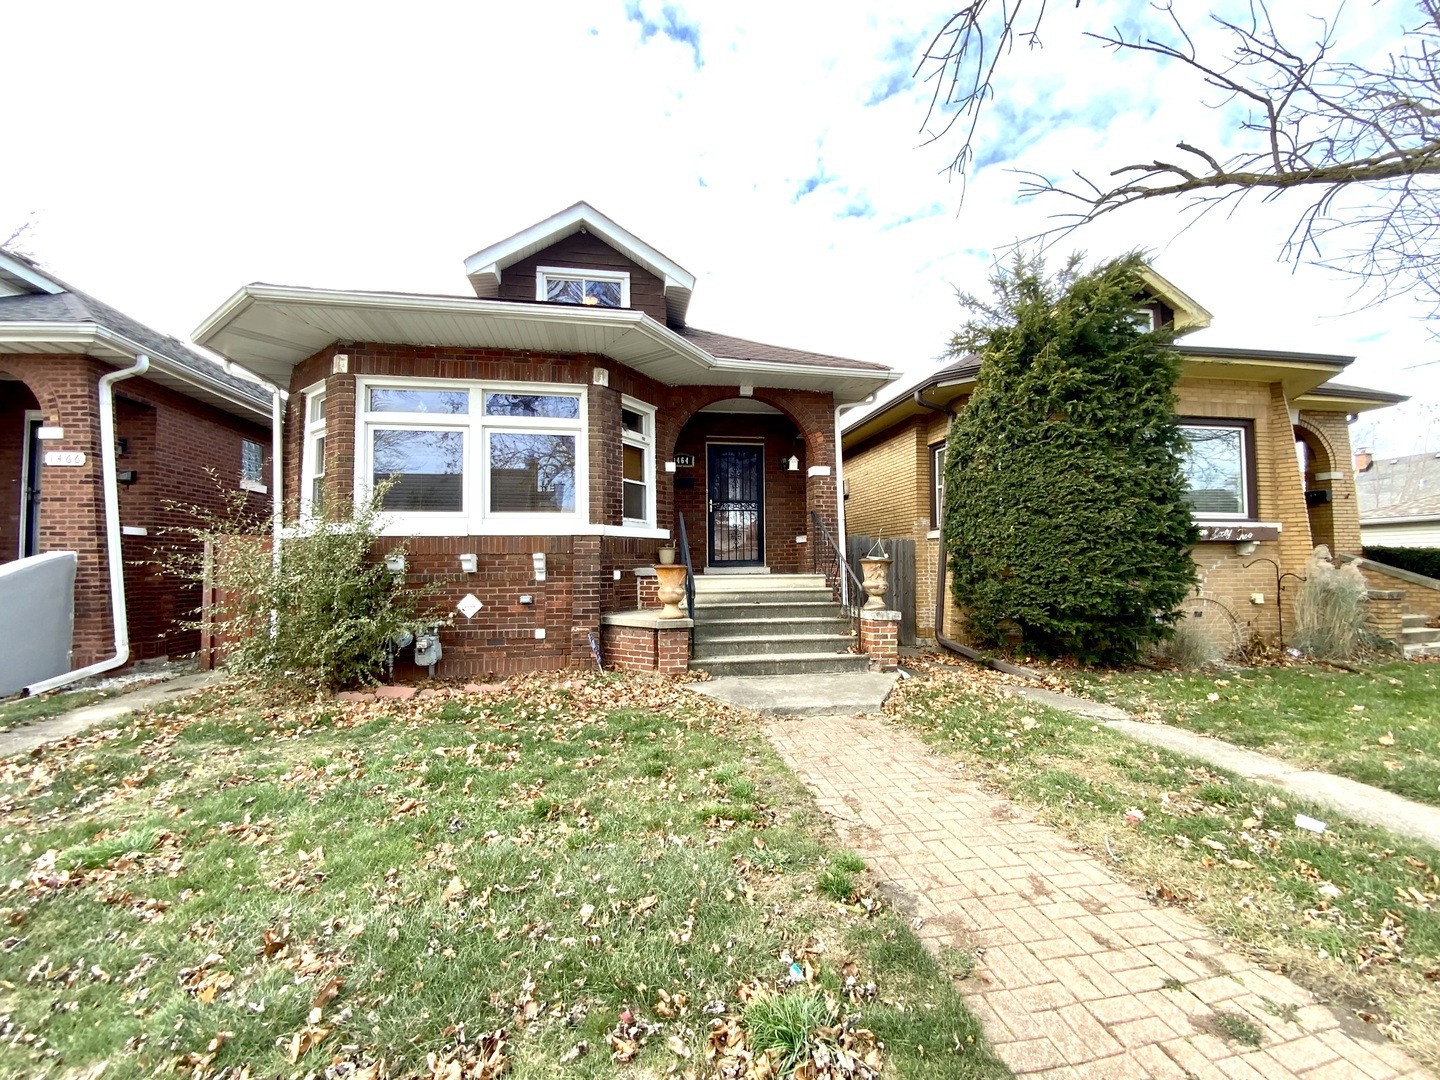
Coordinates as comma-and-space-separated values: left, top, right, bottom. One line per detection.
1137, 267, 1213, 334
464, 202, 696, 325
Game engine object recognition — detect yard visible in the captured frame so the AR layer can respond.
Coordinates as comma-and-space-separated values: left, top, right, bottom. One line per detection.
886, 660, 1440, 1070
0, 675, 1008, 1080
1068, 662, 1440, 806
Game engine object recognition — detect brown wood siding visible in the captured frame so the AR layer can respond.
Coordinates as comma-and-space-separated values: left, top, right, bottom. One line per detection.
498, 233, 668, 323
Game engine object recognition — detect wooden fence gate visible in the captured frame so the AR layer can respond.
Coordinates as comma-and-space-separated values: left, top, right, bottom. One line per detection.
846, 535, 916, 646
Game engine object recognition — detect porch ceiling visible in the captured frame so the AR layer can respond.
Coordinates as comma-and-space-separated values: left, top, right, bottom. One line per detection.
193, 286, 898, 402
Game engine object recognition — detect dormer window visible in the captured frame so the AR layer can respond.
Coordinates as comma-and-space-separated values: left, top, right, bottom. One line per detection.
537, 266, 629, 308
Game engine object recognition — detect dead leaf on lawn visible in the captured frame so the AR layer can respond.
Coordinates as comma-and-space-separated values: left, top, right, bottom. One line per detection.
1379, 732, 1396, 746
285, 1023, 330, 1064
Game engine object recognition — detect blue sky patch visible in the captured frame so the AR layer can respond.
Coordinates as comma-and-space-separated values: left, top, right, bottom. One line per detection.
625, 3, 703, 70
793, 161, 838, 202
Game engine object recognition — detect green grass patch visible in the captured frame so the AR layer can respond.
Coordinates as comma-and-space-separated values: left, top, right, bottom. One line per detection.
0, 687, 108, 730
0, 675, 1010, 1079
1070, 662, 1440, 806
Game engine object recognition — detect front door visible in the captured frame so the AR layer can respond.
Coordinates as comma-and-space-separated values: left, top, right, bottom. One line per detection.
707, 443, 764, 567
19, 414, 42, 559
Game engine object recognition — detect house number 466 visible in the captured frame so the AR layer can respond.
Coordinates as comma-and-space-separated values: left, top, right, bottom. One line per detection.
43, 451, 86, 467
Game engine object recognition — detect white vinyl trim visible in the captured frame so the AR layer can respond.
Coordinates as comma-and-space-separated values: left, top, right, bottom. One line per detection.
536, 266, 632, 308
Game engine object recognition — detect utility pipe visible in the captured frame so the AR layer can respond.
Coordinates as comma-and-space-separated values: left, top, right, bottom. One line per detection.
832, 394, 876, 609
26, 354, 151, 695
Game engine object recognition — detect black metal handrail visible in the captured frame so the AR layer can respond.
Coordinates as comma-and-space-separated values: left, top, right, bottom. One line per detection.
676, 512, 695, 622
810, 510, 865, 641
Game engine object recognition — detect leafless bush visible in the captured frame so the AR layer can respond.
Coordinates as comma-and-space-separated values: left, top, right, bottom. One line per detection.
1291, 546, 1369, 659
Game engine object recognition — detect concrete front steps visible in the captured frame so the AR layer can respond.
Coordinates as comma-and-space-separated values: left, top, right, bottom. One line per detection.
690, 572, 868, 676
1402, 613, 1440, 658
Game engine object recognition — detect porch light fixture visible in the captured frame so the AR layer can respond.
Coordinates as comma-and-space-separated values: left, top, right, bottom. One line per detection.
385, 552, 407, 578
532, 551, 547, 582
1234, 540, 1259, 556
785, 455, 800, 472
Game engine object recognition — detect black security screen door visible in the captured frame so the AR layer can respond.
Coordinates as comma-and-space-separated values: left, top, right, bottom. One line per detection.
708, 444, 764, 566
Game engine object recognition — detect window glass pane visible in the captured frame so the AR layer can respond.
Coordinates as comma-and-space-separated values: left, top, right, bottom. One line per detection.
313, 435, 326, 470
368, 388, 469, 414
623, 444, 645, 483
373, 429, 464, 512
309, 395, 326, 422
546, 278, 583, 304
242, 440, 264, 483
489, 433, 575, 513
311, 476, 325, 512
621, 407, 645, 434
484, 393, 580, 419
1181, 427, 1245, 515
623, 481, 646, 521
587, 280, 622, 307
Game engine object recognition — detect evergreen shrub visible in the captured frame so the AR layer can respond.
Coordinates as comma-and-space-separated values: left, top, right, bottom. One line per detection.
1362, 546, 1440, 581
943, 252, 1199, 664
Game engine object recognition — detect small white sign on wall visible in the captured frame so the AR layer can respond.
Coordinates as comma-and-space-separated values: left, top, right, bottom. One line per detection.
43, 451, 86, 467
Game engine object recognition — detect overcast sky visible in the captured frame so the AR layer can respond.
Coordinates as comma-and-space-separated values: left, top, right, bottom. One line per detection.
4, 0, 1435, 454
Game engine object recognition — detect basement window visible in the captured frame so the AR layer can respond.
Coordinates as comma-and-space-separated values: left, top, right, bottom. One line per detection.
537, 267, 630, 308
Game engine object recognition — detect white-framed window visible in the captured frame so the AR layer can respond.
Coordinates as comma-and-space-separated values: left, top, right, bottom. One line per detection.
536, 266, 630, 308
1180, 419, 1254, 519
1128, 307, 1158, 332
356, 377, 587, 534
300, 385, 327, 517
930, 442, 946, 528
621, 397, 656, 527
240, 439, 267, 493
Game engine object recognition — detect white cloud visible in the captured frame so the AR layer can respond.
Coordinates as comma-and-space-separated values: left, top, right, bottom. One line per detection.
3, 0, 1433, 452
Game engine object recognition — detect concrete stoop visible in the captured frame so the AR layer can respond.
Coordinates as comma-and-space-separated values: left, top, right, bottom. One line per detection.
689, 573, 869, 677
1401, 613, 1440, 658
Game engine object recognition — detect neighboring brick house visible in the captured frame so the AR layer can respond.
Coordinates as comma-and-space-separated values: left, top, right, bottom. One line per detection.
0, 249, 274, 678
841, 270, 1406, 652
193, 203, 898, 678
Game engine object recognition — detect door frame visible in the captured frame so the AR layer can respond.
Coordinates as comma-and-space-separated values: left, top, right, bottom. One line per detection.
18, 410, 42, 559
705, 440, 765, 568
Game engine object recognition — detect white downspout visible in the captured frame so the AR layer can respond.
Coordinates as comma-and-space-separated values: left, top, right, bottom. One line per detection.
832, 394, 876, 610
26, 354, 150, 695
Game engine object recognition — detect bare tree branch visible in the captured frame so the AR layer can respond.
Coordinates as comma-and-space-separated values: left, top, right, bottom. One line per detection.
919, 0, 1440, 318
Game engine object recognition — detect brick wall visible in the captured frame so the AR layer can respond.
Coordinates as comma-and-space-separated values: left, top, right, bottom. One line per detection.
0, 355, 270, 667
280, 343, 843, 676
600, 623, 690, 674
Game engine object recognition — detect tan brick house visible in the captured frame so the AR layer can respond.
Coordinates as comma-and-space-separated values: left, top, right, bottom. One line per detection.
0, 248, 275, 689
841, 271, 1406, 652
193, 203, 898, 679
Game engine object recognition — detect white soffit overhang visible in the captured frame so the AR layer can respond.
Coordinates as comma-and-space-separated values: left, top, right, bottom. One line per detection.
0, 322, 271, 421
462, 203, 697, 325
193, 286, 897, 402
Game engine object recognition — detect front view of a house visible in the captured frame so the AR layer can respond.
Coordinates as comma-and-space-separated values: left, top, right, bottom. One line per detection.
194, 204, 897, 679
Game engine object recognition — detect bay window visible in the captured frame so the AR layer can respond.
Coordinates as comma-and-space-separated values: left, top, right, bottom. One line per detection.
356, 379, 587, 533
1180, 419, 1255, 519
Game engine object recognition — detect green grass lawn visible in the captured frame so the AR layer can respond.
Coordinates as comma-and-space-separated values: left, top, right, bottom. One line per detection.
0, 675, 1008, 1080
1068, 662, 1440, 807
888, 662, 1440, 1070
0, 687, 108, 732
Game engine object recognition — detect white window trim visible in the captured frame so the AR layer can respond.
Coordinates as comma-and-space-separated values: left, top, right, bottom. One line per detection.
930, 443, 946, 530
620, 395, 657, 529
354, 376, 590, 536
299, 382, 326, 519
1180, 421, 1252, 521
536, 265, 631, 308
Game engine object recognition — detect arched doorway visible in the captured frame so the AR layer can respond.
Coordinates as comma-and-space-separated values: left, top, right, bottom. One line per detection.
1295, 425, 1335, 553
672, 398, 810, 572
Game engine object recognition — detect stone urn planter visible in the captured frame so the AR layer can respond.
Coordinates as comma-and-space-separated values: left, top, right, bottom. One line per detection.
654, 564, 689, 619
860, 556, 891, 611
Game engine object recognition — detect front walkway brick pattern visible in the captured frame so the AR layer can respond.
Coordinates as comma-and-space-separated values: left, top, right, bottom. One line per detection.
765, 713, 1434, 1080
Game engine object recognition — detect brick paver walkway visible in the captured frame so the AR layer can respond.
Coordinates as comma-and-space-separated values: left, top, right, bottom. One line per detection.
766, 713, 1434, 1080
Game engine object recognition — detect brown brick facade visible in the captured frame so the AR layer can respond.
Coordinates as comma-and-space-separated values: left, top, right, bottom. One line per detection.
0, 355, 270, 667
283, 342, 844, 678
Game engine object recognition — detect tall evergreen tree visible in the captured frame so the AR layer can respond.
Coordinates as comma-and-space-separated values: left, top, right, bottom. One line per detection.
943, 252, 1199, 663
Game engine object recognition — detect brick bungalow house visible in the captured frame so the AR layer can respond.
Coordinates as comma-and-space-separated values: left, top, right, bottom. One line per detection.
0, 248, 276, 689
192, 203, 899, 679
841, 270, 1407, 654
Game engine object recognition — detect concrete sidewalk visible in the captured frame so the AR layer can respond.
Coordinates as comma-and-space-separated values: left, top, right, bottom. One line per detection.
0, 672, 219, 758
767, 712, 1433, 1079
1006, 685, 1440, 852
